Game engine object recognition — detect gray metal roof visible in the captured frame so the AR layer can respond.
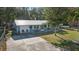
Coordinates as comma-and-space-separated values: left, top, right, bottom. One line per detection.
15, 20, 48, 26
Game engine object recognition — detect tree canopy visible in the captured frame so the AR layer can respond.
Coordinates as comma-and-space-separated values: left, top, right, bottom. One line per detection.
0, 7, 79, 27
42, 7, 79, 27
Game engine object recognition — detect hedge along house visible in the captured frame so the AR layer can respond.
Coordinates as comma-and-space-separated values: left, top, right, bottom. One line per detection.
14, 20, 51, 34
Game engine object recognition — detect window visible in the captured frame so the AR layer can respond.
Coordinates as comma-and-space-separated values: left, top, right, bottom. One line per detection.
29, 25, 32, 29
44, 25, 46, 27
22, 29, 24, 33
34, 25, 36, 28
26, 29, 28, 32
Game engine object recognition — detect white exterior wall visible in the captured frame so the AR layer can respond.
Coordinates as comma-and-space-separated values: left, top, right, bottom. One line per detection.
19, 25, 30, 33
16, 24, 51, 34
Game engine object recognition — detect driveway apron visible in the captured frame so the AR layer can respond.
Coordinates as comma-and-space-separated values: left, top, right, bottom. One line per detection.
7, 36, 61, 51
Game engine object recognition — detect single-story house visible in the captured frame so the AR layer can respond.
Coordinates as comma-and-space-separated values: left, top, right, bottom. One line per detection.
14, 20, 52, 34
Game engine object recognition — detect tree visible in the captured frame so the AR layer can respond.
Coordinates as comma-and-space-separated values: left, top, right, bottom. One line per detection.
28, 7, 44, 20
43, 7, 69, 35
67, 8, 79, 28
0, 7, 16, 29
0, 8, 6, 26
5, 7, 16, 22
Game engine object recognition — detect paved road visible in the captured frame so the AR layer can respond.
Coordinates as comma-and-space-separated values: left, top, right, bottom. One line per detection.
7, 36, 61, 51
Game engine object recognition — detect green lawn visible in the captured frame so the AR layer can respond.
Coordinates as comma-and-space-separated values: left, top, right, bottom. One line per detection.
41, 29, 79, 51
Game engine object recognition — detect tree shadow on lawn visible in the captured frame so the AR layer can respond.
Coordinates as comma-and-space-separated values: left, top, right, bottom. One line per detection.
51, 35, 79, 51
57, 30, 68, 35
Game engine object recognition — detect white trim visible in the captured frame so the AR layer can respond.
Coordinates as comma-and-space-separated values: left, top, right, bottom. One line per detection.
15, 20, 48, 26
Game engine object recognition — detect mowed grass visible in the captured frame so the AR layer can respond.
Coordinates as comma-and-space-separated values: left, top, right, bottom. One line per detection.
41, 29, 79, 50
57, 29, 79, 40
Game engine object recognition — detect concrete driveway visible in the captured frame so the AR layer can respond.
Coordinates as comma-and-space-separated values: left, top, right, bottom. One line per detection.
7, 36, 61, 51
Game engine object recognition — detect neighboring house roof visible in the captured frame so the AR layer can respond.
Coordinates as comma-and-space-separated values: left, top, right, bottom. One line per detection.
15, 20, 48, 26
